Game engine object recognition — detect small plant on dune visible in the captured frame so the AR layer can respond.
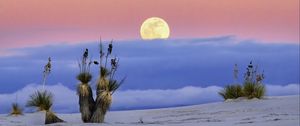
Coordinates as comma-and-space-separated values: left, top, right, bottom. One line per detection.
242, 61, 265, 99
27, 57, 64, 124
219, 84, 243, 100
27, 89, 64, 124
219, 64, 243, 100
10, 103, 23, 116
219, 62, 266, 100
76, 39, 124, 123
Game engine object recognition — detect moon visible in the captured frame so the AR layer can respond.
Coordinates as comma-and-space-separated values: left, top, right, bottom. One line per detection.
140, 17, 170, 40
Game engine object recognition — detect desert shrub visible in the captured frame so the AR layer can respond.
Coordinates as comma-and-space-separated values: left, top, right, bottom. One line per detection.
27, 90, 64, 124
243, 81, 265, 99
10, 103, 23, 116
26, 90, 53, 111
219, 62, 266, 100
219, 84, 243, 100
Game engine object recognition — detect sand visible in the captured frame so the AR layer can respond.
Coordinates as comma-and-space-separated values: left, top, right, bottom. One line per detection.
0, 95, 299, 126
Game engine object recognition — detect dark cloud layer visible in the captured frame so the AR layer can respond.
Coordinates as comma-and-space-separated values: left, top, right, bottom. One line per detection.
0, 36, 299, 93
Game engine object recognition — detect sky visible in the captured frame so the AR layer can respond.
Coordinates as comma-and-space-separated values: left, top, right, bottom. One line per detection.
0, 0, 299, 50
0, 0, 299, 113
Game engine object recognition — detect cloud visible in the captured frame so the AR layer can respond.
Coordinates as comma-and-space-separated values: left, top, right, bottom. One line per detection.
0, 83, 298, 114
112, 86, 223, 110
0, 84, 78, 113
0, 37, 299, 93
266, 84, 300, 96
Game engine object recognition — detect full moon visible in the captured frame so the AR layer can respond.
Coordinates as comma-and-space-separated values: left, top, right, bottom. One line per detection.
140, 17, 170, 40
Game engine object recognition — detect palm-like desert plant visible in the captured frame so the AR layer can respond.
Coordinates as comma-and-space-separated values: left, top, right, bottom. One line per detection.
77, 40, 124, 123
219, 84, 243, 100
10, 103, 23, 116
76, 48, 95, 122
90, 41, 124, 123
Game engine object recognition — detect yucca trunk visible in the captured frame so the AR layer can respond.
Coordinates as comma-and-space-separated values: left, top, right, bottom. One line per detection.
45, 111, 64, 124
90, 91, 112, 123
77, 83, 95, 122
89, 75, 111, 123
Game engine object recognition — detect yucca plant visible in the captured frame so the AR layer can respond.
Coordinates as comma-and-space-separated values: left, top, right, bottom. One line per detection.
219, 62, 266, 100
27, 90, 64, 124
243, 81, 265, 99
219, 84, 243, 100
27, 57, 64, 124
10, 103, 23, 116
243, 61, 266, 99
77, 40, 124, 123
76, 48, 95, 122
90, 41, 124, 123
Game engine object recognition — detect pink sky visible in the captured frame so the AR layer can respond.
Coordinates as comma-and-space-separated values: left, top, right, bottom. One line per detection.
0, 0, 299, 49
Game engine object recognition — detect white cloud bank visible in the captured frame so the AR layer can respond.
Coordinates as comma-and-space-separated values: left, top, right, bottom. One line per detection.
0, 83, 299, 113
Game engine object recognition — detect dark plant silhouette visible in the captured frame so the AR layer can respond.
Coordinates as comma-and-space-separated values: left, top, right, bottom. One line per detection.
76, 48, 95, 122
77, 40, 124, 123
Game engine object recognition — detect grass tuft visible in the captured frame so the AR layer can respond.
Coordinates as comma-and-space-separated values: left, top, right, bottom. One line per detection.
26, 90, 53, 111
10, 103, 23, 116
243, 82, 265, 99
218, 84, 243, 100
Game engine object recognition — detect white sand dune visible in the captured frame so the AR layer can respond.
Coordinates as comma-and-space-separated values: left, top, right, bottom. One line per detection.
1, 95, 299, 126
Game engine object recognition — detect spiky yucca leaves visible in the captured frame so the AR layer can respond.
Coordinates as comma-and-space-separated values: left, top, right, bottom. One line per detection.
10, 103, 23, 116
77, 72, 92, 84
243, 82, 265, 99
108, 80, 122, 94
27, 90, 53, 111
219, 84, 244, 100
